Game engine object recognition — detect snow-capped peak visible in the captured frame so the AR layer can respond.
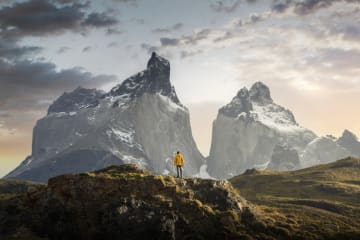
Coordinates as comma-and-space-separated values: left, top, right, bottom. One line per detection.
219, 82, 303, 133
250, 103, 300, 133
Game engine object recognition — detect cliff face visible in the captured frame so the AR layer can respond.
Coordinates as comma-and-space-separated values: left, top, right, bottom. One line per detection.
207, 82, 360, 179
6, 53, 204, 182
208, 82, 316, 179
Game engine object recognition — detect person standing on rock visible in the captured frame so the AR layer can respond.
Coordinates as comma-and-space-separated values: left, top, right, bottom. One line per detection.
174, 151, 184, 178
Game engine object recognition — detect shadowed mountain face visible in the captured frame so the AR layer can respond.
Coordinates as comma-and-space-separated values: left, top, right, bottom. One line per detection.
5, 52, 204, 182
230, 157, 360, 239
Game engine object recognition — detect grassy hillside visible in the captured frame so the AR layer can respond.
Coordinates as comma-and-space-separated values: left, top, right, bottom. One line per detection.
0, 164, 296, 240
0, 179, 45, 200
1, 159, 359, 239
230, 157, 360, 239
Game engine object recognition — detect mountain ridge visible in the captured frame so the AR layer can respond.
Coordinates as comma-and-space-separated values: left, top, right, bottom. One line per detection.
5, 52, 204, 182
207, 81, 360, 178
4, 53, 360, 182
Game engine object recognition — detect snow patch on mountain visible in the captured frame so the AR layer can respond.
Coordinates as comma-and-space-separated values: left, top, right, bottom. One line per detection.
249, 103, 304, 133
207, 81, 317, 179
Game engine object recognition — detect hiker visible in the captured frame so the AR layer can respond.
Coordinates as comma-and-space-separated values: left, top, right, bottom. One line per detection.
173, 151, 184, 178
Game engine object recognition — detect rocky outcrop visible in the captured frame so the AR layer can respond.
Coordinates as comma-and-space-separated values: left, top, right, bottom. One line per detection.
0, 164, 289, 240
6, 53, 204, 182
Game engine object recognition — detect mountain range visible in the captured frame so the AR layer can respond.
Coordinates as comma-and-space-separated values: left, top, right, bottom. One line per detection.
5, 53, 360, 181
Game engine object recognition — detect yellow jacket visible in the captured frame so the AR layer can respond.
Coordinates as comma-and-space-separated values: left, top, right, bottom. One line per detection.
173, 153, 184, 166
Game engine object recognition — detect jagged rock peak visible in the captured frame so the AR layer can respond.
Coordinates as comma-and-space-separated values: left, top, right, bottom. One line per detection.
219, 87, 253, 117
236, 87, 250, 98
109, 52, 180, 104
249, 81, 273, 105
48, 87, 104, 115
147, 52, 170, 70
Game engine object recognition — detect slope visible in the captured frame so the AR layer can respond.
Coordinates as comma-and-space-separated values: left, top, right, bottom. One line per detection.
1, 164, 299, 240
230, 157, 360, 239
5, 52, 204, 182
207, 82, 317, 179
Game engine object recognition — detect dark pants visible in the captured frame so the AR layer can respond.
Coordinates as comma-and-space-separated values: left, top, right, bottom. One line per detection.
176, 166, 182, 178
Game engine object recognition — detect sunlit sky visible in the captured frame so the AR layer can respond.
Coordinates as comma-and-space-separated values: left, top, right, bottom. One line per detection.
1, 0, 360, 177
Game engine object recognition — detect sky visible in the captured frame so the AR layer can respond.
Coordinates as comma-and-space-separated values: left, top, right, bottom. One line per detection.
1, 0, 360, 177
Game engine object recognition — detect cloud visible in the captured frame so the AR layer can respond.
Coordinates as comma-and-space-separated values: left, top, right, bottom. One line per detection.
82, 12, 118, 27
82, 46, 93, 52
230, 11, 269, 29
130, 18, 145, 24
183, 28, 213, 45
0, 40, 42, 60
0, 58, 116, 113
0, 0, 118, 39
140, 43, 159, 54
213, 31, 234, 42
305, 48, 360, 72
141, 28, 213, 56
140, 28, 217, 57
107, 42, 118, 48
180, 50, 204, 59
0, 35, 116, 114
249, 13, 263, 23
53, 0, 83, 3
106, 28, 123, 35
271, 0, 360, 15
57, 46, 71, 54
0, 111, 10, 118
160, 37, 181, 46
152, 23, 184, 34
210, 0, 241, 13
112, 0, 138, 7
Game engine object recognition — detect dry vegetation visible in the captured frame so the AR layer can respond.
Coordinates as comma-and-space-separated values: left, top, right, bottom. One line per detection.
230, 157, 360, 239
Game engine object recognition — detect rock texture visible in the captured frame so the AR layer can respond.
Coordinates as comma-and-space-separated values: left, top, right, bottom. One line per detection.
208, 82, 316, 178
337, 130, 360, 157
6, 53, 204, 182
267, 144, 300, 171
300, 136, 350, 168
208, 82, 360, 178
0, 164, 291, 240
